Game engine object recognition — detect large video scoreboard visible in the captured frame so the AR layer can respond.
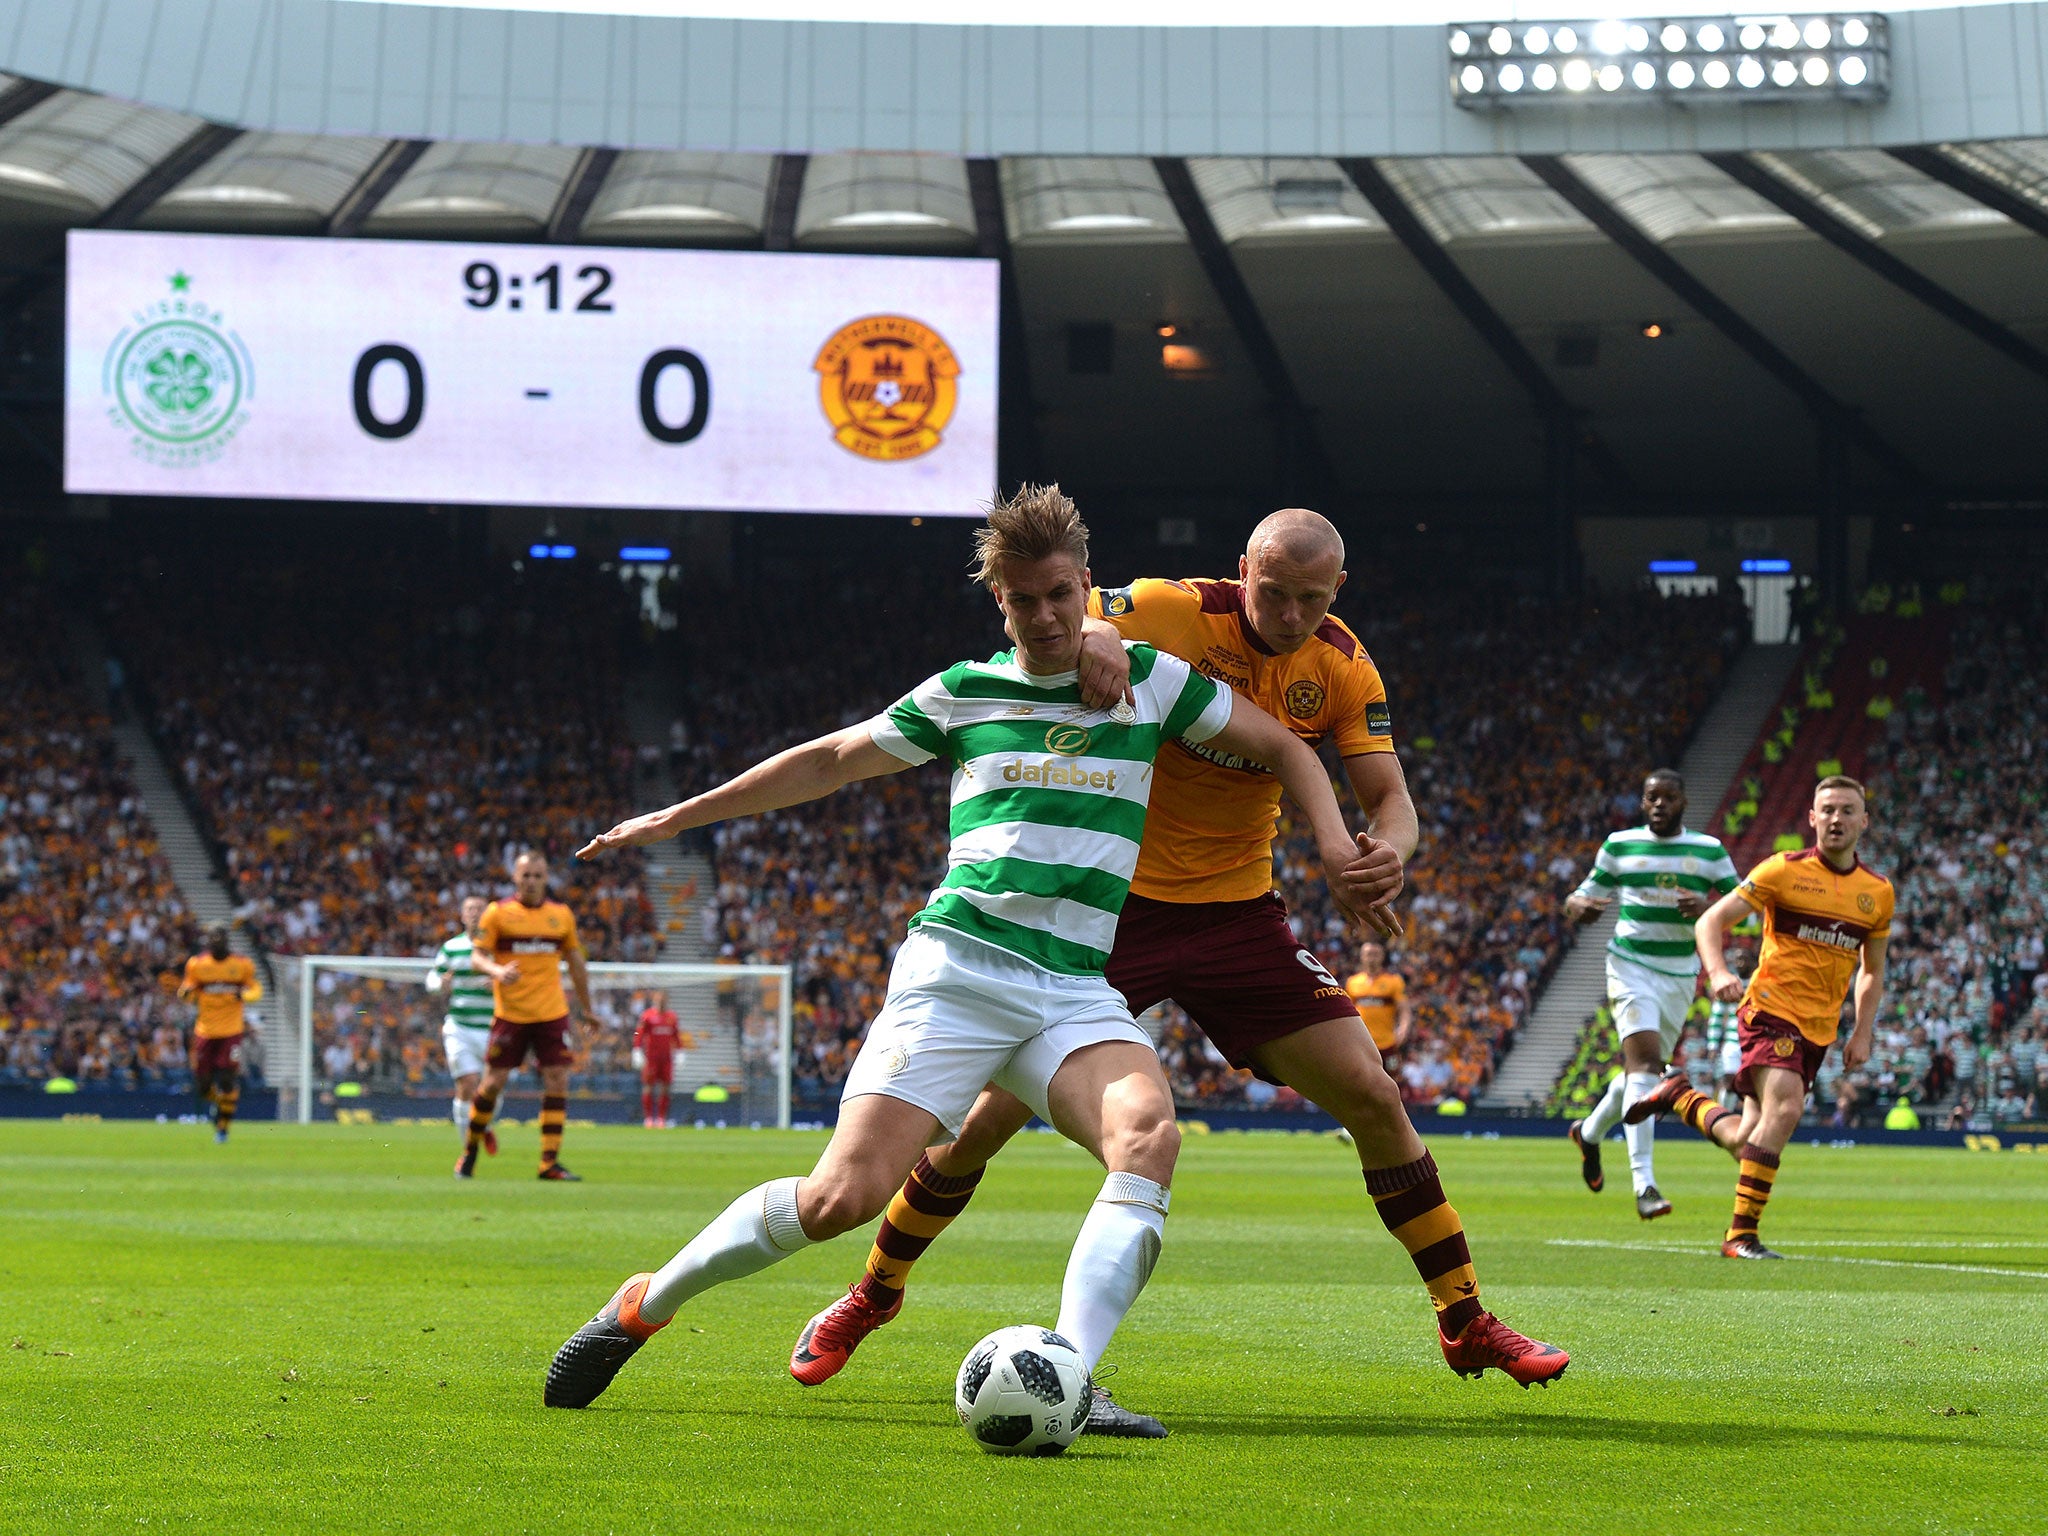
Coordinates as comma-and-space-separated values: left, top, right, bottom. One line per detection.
64, 230, 997, 517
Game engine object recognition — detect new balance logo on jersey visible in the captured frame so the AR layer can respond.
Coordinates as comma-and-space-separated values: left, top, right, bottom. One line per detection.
1001, 759, 1119, 791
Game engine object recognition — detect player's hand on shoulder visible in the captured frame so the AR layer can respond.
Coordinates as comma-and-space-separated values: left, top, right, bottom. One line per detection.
1076, 621, 1133, 711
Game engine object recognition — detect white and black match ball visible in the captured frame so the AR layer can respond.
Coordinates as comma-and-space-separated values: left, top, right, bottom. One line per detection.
954, 1326, 1091, 1456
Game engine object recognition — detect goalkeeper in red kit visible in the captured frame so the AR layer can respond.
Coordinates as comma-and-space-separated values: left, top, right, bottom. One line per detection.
634, 998, 682, 1128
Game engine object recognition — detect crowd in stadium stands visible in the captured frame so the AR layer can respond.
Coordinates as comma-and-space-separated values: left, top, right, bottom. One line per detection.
1817, 590, 2046, 1129
687, 567, 1745, 1112
95, 549, 660, 1087
0, 581, 202, 1091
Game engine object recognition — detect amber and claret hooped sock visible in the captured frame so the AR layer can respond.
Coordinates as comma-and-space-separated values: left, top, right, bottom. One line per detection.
465, 1090, 499, 1156
855, 1153, 984, 1308
1727, 1142, 1782, 1244
1365, 1151, 1484, 1338
538, 1094, 568, 1169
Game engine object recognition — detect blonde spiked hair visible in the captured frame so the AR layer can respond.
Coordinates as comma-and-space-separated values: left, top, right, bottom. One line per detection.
970, 483, 1090, 588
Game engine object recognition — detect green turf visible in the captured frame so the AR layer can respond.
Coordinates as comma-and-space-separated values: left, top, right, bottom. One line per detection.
5, 1121, 2045, 1535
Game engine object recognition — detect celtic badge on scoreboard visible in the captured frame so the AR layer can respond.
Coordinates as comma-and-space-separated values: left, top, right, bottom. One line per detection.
103, 271, 253, 469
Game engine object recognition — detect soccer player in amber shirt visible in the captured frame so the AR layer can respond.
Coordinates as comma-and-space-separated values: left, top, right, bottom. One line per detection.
1630, 776, 1893, 1258
793, 509, 1568, 1423
458, 852, 595, 1182
179, 925, 260, 1143
1346, 940, 1412, 1058
634, 999, 683, 1129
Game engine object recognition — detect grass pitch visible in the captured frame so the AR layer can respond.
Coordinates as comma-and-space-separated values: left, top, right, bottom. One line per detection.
5, 1121, 2044, 1535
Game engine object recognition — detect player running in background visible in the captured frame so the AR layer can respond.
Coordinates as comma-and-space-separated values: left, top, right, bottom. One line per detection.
792, 509, 1568, 1424
459, 852, 594, 1182
1630, 777, 1892, 1258
425, 895, 497, 1152
634, 995, 682, 1128
1345, 939, 1412, 1063
543, 487, 1383, 1413
1562, 770, 1738, 1220
179, 925, 260, 1143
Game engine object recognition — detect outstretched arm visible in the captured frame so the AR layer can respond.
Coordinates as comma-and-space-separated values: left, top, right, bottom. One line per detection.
579, 724, 909, 858
1205, 701, 1398, 937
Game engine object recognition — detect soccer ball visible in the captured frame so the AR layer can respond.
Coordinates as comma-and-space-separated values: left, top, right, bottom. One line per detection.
954, 1325, 1091, 1456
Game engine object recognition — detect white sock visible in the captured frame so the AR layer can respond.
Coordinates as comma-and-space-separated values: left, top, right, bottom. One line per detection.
1581, 1070, 1628, 1141
1054, 1173, 1170, 1372
640, 1176, 813, 1325
1622, 1072, 1661, 1192
453, 1098, 471, 1128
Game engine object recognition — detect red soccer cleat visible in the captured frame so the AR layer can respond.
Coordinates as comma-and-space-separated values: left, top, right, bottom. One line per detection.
484, 1129, 499, 1156
1441, 1312, 1570, 1388
1623, 1071, 1695, 1125
789, 1283, 902, 1386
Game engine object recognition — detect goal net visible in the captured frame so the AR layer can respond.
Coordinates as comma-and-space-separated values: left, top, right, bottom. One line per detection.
267, 956, 793, 1128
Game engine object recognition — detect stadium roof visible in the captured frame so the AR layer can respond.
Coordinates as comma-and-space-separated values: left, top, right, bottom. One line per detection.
0, 6, 2043, 509
3, 0, 2046, 158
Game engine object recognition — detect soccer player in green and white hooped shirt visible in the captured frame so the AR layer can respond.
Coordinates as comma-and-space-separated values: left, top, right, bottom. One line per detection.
1562, 770, 1738, 1219
425, 895, 497, 1148
543, 485, 1382, 1410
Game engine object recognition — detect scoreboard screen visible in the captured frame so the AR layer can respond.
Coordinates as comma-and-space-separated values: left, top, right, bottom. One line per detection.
63, 229, 998, 517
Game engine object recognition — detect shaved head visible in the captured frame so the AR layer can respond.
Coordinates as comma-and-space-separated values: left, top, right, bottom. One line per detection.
1247, 508, 1345, 569
1238, 507, 1348, 654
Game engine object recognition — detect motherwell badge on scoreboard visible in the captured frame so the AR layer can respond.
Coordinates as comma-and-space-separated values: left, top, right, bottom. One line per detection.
814, 315, 960, 461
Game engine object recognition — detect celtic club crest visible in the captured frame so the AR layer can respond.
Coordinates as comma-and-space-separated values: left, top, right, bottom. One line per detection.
102, 273, 252, 467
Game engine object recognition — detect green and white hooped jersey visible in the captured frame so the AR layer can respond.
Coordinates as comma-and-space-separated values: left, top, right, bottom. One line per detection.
1575, 825, 1740, 979
429, 933, 495, 1031
869, 643, 1231, 977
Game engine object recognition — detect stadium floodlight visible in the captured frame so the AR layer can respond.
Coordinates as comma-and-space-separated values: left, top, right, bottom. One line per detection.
619, 545, 673, 562
1742, 557, 1795, 573
1648, 559, 1699, 574
1450, 13, 1889, 107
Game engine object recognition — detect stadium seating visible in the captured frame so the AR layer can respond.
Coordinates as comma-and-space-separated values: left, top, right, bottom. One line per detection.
0, 578, 201, 1091
97, 545, 659, 1086
1819, 591, 2046, 1129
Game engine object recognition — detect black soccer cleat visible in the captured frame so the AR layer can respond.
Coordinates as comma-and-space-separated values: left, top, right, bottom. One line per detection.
538, 1164, 583, 1182
1081, 1369, 1167, 1438
545, 1272, 665, 1408
455, 1148, 478, 1180
1568, 1121, 1605, 1193
1635, 1185, 1673, 1221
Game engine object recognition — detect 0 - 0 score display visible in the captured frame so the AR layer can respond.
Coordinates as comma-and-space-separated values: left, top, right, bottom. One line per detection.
350, 259, 709, 448
66, 229, 999, 516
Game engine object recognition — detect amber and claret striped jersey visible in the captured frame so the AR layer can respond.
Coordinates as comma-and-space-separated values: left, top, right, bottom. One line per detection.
1735, 849, 1894, 1045
1089, 577, 1394, 903
1346, 969, 1406, 1051
477, 897, 581, 1023
183, 954, 259, 1039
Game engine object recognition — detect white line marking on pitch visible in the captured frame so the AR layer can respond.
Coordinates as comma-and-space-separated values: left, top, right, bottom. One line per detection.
1547, 1238, 2048, 1281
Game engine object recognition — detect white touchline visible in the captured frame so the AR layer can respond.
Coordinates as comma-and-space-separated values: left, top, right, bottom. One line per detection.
1546, 1238, 2048, 1282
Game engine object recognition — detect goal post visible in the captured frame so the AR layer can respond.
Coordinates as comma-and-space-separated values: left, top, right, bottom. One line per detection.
269, 955, 794, 1128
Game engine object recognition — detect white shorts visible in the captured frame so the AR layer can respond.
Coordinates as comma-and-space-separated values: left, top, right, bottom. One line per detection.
1606, 953, 1696, 1057
840, 928, 1153, 1139
1717, 1038, 1743, 1079
443, 1022, 493, 1079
